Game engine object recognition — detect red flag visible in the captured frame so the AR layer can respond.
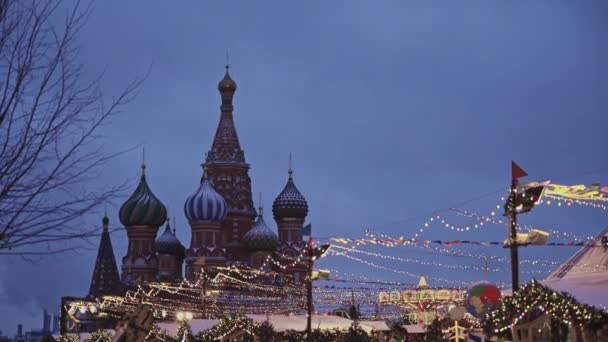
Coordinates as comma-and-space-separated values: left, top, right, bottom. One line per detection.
511, 161, 528, 181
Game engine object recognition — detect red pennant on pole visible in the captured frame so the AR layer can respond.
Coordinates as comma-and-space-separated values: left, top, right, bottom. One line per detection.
511, 161, 528, 181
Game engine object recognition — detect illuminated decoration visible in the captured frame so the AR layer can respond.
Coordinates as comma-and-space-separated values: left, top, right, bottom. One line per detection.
484, 280, 608, 337
196, 315, 256, 341
504, 184, 545, 215
329, 249, 469, 286
328, 236, 598, 248
543, 195, 608, 211
56, 335, 79, 342
331, 245, 504, 273
463, 281, 501, 318
523, 181, 608, 202
378, 288, 464, 304
85, 329, 112, 342
377, 276, 465, 325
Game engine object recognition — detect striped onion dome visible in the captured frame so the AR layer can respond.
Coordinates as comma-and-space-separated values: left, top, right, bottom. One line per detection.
119, 165, 167, 227
154, 221, 185, 259
272, 170, 308, 220
184, 174, 228, 222
244, 210, 278, 252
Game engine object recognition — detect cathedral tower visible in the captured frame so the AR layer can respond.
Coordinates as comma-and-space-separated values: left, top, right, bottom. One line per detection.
244, 196, 278, 269
272, 159, 309, 284
154, 219, 185, 281
203, 66, 256, 261
88, 215, 122, 298
119, 163, 167, 282
184, 169, 229, 279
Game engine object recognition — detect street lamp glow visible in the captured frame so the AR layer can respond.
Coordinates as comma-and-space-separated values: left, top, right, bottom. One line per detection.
176, 311, 184, 321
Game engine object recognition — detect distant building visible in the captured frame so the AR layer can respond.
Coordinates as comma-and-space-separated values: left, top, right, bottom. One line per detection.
0, 329, 10, 342
6, 309, 59, 342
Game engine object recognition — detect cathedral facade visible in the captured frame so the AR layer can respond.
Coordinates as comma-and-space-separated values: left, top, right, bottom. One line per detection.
88, 66, 309, 298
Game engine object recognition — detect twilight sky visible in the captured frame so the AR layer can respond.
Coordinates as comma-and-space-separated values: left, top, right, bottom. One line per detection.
1, 0, 607, 335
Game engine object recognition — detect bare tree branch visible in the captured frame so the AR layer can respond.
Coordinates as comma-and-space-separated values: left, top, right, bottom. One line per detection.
0, 0, 146, 256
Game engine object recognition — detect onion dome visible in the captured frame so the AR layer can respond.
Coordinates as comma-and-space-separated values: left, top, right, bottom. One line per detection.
119, 164, 167, 227
184, 172, 228, 222
272, 168, 309, 220
154, 220, 185, 259
244, 208, 278, 252
218, 65, 237, 93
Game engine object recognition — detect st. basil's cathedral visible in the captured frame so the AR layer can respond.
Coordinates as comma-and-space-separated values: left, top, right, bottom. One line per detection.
87, 66, 309, 298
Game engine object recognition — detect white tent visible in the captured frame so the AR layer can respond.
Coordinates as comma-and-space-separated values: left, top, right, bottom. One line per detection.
542, 226, 608, 310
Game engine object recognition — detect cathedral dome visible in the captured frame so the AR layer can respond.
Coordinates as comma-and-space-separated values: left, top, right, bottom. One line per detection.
119, 165, 167, 227
244, 212, 278, 252
154, 221, 185, 259
184, 175, 228, 222
272, 170, 308, 220
218, 65, 237, 93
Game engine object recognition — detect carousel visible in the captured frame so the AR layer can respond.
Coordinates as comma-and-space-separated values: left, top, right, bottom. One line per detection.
378, 276, 465, 325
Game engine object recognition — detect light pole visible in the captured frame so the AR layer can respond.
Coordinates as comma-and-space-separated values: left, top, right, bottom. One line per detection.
305, 239, 331, 341
507, 176, 520, 292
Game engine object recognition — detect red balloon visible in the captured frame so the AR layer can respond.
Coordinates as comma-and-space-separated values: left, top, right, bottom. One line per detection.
480, 285, 501, 304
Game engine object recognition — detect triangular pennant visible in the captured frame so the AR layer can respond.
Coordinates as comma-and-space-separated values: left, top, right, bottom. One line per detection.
512, 161, 528, 181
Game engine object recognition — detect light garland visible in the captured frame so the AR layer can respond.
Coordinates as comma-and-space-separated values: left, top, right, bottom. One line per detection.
484, 280, 608, 336
329, 249, 469, 286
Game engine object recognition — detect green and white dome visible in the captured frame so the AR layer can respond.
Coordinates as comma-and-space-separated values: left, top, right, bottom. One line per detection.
119, 165, 167, 227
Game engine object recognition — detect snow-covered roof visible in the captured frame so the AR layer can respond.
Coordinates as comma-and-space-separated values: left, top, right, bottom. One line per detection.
156, 319, 219, 336
247, 314, 369, 332
359, 320, 390, 331
153, 315, 374, 337
403, 324, 425, 333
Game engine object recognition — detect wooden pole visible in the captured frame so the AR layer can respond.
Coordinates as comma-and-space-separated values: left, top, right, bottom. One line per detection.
509, 179, 520, 292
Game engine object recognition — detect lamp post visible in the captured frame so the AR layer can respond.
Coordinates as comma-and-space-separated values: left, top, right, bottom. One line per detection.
305, 239, 331, 341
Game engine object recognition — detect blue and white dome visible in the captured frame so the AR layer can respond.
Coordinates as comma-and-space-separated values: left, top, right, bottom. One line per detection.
184, 175, 228, 222
244, 211, 278, 252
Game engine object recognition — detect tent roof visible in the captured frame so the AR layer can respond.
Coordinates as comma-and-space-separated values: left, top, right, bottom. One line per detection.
542, 226, 608, 310
547, 226, 608, 281
541, 273, 608, 310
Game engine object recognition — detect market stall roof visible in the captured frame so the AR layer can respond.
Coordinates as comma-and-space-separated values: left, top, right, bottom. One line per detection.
402, 324, 425, 334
